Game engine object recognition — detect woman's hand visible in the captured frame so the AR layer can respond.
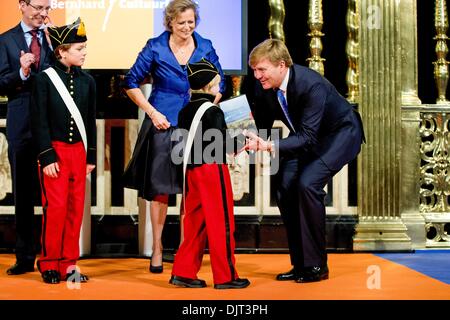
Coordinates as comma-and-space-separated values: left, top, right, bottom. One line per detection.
213, 92, 223, 104
150, 110, 171, 130
43, 162, 60, 178
125, 88, 171, 130
86, 164, 96, 175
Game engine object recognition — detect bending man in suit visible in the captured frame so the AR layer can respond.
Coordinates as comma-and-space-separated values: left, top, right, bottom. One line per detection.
0, 0, 53, 275
245, 39, 365, 283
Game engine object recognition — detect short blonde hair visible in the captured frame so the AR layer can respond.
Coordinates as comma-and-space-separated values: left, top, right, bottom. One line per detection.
249, 39, 293, 68
190, 74, 221, 95
163, 0, 199, 32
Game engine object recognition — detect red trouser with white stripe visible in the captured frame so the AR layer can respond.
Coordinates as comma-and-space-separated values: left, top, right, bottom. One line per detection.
172, 163, 239, 285
37, 141, 86, 275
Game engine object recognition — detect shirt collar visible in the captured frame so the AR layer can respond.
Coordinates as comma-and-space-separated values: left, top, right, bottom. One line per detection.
279, 68, 290, 93
20, 21, 45, 34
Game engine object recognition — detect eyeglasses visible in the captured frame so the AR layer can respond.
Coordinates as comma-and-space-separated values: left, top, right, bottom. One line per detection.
27, 2, 52, 12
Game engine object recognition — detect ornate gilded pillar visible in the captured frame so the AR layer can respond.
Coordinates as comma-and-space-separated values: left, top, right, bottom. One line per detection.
268, 0, 285, 42
418, 0, 450, 248
346, 0, 360, 103
353, 0, 411, 251
307, 0, 325, 75
399, 0, 425, 248
433, 0, 450, 104
401, 1, 421, 105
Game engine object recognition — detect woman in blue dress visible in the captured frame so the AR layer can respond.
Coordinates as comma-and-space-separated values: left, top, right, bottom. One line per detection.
122, 0, 225, 273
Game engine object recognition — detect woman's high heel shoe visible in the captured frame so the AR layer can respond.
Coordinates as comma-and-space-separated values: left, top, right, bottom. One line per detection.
149, 263, 163, 273
149, 252, 163, 273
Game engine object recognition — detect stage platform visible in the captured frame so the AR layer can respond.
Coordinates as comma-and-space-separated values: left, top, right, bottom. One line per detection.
1, 252, 449, 300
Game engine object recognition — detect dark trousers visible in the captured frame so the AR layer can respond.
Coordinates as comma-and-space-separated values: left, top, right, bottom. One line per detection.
8, 139, 39, 264
276, 156, 337, 269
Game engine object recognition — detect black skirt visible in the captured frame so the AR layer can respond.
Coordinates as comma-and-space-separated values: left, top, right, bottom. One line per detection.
122, 117, 182, 201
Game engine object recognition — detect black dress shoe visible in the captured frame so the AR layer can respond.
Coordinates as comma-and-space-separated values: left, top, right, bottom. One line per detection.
276, 268, 298, 281
214, 278, 250, 289
42, 270, 61, 284
295, 265, 329, 283
6, 262, 35, 275
169, 275, 207, 288
63, 270, 89, 283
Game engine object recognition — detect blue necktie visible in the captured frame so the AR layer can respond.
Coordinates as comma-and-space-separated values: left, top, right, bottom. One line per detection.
276, 89, 295, 132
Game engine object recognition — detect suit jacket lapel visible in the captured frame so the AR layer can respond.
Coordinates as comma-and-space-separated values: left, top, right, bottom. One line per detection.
12, 24, 28, 53
39, 32, 50, 70
286, 66, 296, 112
157, 31, 189, 74
190, 32, 207, 63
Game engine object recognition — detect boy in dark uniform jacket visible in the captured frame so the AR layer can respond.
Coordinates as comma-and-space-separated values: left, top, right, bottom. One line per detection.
30, 18, 96, 284
170, 59, 250, 289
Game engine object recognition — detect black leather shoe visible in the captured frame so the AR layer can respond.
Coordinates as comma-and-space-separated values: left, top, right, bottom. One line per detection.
295, 265, 329, 283
42, 270, 61, 284
276, 268, 298, 281
7, 262, 35, 275
169, 275, 207, 288
214, 278, 250, 289
63, 270, 89, 283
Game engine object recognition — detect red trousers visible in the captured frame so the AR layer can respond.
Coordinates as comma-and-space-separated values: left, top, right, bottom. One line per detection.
37, 141, 86, 274
172, 163, 239, 285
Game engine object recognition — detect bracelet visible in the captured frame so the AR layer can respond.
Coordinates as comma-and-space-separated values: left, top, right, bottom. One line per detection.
149, 108, 156, 118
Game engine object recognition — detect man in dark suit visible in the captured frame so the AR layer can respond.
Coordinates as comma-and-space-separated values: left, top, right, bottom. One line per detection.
0, 0, 53, 275
245, 39, 364, 283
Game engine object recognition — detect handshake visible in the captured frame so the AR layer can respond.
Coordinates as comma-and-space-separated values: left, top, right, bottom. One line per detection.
240, 130, 275, 154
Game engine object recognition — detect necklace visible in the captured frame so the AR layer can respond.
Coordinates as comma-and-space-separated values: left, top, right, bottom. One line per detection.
170, 37, 192, 56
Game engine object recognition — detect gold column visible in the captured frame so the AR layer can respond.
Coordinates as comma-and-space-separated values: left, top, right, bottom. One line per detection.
399, 1, 425, 248
231, 76, 243, 97
307, 0, 325, 75
268, 0, 285, 42
353, 0, 411, 251
433, 0, 450, 104
401, 0, 421, 105
346, 0, 360, 103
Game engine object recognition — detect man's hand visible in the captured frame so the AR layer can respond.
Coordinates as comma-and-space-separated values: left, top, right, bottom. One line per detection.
19, 50, 35, 77
244, 130, 272, 152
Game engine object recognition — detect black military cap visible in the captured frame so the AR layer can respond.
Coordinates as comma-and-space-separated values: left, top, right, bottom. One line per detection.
48, 17, 87, 48
187, 58, 219, 90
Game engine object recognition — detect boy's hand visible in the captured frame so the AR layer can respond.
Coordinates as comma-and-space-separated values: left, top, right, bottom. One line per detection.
43, 162, 60, 178
86, 164, 96, 175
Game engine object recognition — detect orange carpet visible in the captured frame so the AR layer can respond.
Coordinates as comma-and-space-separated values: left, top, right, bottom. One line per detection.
0, 253, 449, 300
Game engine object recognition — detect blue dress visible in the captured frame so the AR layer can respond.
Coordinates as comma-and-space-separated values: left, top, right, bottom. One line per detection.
122, 31, 225, 200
